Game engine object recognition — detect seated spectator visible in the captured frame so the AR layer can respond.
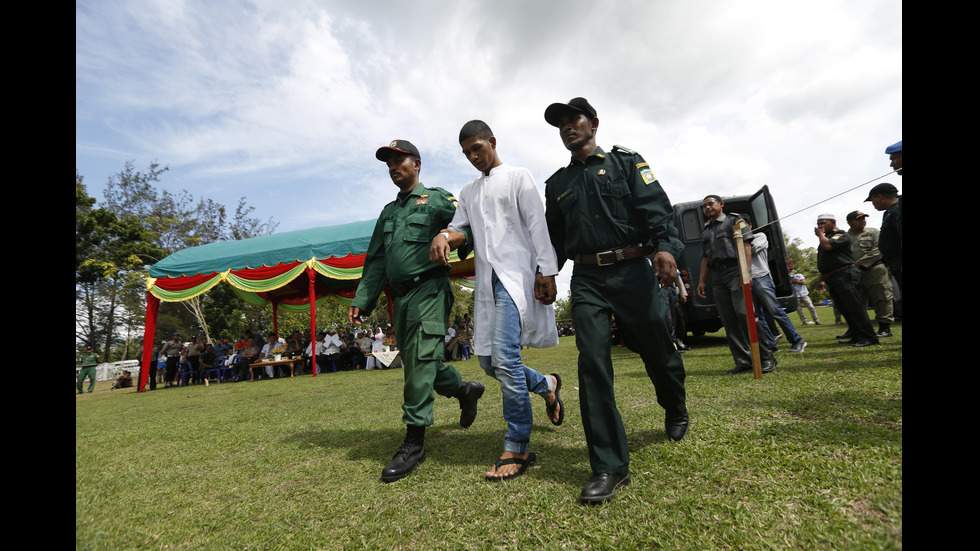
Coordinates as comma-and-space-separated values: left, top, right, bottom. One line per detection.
111, 370, 134, 390
456, 323, 474, 359
323, 330, 346, 370
444, 323, 459, 361
354, 330, 373, 369
199, 344, 217, 382
236, 339, 260, 381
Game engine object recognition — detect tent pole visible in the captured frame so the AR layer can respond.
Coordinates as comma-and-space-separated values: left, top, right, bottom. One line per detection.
138, 292, 160, 392
308, 268, 317, 377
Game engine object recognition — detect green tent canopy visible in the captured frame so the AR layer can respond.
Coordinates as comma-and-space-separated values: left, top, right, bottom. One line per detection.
139, 219, 475, 392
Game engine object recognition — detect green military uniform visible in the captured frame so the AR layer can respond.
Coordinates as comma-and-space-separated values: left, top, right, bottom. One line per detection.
545, 145, 687, 475
352, 182, 473, 427
848, 226, 894, 330
817, 228, 878, 344
77, 350, 99, 394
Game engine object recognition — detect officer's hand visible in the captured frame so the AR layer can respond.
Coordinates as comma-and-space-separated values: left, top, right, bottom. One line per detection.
348, 306, 362, 326
652, 252, 678, 287
535, 273, 557, 305
697, 283, 707, 299
430, 233, 452, 266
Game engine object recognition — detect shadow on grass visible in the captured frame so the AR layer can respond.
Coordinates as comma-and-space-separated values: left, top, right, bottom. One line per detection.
754, 390, 903, 447
282, 421, 598, 486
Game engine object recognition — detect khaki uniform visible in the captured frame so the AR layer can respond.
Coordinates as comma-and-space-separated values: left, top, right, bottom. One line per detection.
848, 227, 894, 327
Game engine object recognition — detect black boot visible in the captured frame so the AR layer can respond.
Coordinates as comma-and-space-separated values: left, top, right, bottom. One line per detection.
381, 425, 425, 483
453, 381, 485, 428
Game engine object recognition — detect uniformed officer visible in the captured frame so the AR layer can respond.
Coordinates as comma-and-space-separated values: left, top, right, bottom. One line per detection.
845, 210, 894, 337
866, 182, 902, 294
77, 345, 100, 394
543, 97, 688, 504
814, 213, 879, 347
696, 195, 777, 374
348, 139, 485, 483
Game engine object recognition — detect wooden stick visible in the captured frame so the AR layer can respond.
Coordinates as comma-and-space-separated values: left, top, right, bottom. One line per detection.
733, 223, 763, 379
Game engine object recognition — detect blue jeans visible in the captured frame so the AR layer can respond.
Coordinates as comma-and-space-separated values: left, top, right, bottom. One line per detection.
751, 275, 803, 345
478, 271, 552, 454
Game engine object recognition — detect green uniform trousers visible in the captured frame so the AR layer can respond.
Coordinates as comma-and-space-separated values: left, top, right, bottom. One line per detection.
77, 366, 97, 393
392, 276, 464, 427
570, 259, 687, 475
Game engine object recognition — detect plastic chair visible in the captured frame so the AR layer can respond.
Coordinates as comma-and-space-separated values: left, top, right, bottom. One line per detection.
318, 357, 338, 373
220, 355, 240, 382
177, 360, 194, 386
204, 355, 225, 383
457, 345, 471, 360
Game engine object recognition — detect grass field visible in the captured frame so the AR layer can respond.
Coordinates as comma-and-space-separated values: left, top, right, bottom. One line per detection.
76, 312, 901, 550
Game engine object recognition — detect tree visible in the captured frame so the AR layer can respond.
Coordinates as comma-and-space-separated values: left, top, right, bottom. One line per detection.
76, 171, 165, 360
99, 160, 279, 345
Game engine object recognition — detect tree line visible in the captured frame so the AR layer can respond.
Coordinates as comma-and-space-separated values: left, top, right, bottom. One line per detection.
75, 161, 278, 362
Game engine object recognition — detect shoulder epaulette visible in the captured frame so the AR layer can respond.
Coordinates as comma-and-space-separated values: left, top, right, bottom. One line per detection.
611, 145, 637, 155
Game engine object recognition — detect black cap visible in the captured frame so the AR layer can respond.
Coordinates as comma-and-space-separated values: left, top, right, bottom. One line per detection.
376, 140, 421, 162
846, 210, 869, 222
544, 97, 598, 127
864, 183, 898, 201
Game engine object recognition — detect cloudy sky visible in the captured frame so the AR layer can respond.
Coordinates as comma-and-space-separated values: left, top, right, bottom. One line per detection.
76, 0, 902, 289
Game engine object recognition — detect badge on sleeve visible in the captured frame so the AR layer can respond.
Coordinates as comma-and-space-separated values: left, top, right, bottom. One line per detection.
637, 162, 657, 184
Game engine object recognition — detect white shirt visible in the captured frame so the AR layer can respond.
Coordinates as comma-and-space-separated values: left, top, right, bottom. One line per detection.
323, 333, 344, 355
749, 232, 770, 279
444, 326, 456, 343
449, 163, 559, 355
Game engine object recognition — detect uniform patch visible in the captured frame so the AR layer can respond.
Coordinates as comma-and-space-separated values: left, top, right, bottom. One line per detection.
638, 164, 657, 184
597, 169, 606, 175
415, 194, 429, 206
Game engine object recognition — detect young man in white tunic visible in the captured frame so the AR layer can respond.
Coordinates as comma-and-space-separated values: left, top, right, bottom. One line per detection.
430, 120, 563, 481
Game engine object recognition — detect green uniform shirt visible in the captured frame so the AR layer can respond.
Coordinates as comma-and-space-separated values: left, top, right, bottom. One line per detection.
545, 145, 683, 268
817, 228, 855, 274
78, 351, 99, 367
352, 182, 472, 315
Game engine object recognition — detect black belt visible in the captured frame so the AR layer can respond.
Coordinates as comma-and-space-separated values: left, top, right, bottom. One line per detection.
709, 260, 738, 272
821, 263, 855, 278
574, 244, 654, 266
389, 268, 449, 298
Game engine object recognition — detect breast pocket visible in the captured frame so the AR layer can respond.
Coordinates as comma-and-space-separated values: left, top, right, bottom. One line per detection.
382, 218, 396, 248
404, 212, 432, 243
601, 178, 632, 222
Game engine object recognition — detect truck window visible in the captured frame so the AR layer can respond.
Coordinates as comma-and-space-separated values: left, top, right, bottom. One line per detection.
680, 209, 702, 242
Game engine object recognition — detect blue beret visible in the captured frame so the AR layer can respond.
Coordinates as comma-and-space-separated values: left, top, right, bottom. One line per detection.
885, 140, 902, 154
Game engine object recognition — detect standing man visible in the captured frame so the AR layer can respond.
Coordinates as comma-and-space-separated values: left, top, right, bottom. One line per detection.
814, 214, 879, 347
746, 218, 807, 353
791, 273, 822, 326
77, 345, 99, 394
431, 119, 563, 482
349, 139, 485, 483
845, 210, 894, 337
697, 196, 777, 374
543, 98, 688, 504
866, 183, 902, 294
159, 332, 184, 388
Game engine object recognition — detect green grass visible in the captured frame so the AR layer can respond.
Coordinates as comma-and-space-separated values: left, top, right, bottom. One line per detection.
76, 313, 901, 550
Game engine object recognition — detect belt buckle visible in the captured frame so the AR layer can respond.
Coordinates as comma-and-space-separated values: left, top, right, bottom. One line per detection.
596, 248, 626, 267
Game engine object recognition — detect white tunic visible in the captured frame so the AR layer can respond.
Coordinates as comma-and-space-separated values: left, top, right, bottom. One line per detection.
449, 164, 560, 356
